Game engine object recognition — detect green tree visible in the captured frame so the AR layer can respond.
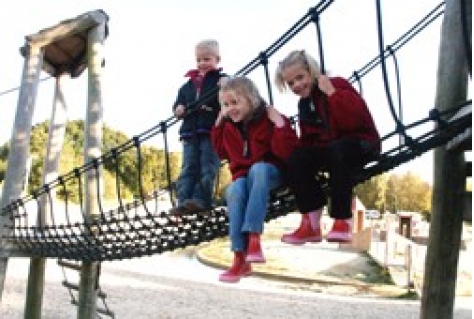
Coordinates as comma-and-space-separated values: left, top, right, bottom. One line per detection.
397, 172, 432, 213
354, 171, 432, 218
0, 120, 184, 204
385, 172, 432, 215
355, 174, 387, 211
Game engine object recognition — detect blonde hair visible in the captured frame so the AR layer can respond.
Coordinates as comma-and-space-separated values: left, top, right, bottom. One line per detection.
196, 39, 220, 58
274, 50, 321, 92
219, 76, 264, 111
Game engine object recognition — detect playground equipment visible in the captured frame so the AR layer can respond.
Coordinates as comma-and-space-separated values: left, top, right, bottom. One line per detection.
0, 1, 470, 318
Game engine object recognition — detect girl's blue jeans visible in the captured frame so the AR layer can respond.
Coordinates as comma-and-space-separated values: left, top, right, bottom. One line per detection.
225, 162, 281, 252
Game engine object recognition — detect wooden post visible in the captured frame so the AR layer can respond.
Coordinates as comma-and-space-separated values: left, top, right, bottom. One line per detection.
0, 44, 44, 302
405, 244, 413, 289
420, 0, 471, 318
77, 21, 106, 319
355, 210, 364, 232
351, 196, 365, 232
25, 75, 69, 319
384, 215, 390, 267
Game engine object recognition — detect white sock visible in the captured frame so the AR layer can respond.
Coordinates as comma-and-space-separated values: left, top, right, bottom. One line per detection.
308, 208, 323, 230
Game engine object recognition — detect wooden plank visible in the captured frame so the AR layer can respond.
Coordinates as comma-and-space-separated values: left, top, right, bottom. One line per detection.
25, 10, 108, 47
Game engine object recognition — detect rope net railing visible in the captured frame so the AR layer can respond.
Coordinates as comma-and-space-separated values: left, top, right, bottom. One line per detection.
1, 1, 471, 262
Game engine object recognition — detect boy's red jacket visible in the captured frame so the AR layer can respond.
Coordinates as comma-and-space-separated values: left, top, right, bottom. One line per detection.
298, 77, 380, 152
211, 106, 299, 181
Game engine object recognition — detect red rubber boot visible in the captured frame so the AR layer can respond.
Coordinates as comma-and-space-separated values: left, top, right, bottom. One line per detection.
219, 251, 252, 283
246, 233, 265, 263
326, 219, 352, 243
281, 214, 322, 245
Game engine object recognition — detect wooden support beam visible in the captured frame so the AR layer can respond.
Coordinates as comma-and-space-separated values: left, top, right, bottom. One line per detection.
0, 44, 44, 302
77, 18, 106, 319
420, 0, 471, 318
25, 74, 69, 319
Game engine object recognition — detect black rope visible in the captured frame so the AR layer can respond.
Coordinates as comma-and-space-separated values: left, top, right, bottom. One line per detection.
310, 8, 331, 132
74, 168, 87, 222
375, 0, 413, 147
311, 6, 326, 75
133, 136, 157, 216
44, 185, 56, 228
352, 71, 363, 96
2, 100, 469, 261
93, 159, 106, 218
259, 52, 274, 105
1, 1, 466, 264
235, 0, 334, 76
110, 149, 126, 214
160, 121, 176, 207
348, 2, 445, 83
58, 176, 72, 226
0, 76, 52, 98
385, 45, 407, 148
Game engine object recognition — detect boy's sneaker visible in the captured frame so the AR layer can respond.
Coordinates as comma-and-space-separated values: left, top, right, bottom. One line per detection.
169, 205, 188, 216
326, 219, 352, 243
281, 214, 322, 245
183, 199, 208, 214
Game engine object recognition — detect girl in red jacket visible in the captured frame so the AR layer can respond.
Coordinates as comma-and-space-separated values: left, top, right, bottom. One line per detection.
212, 76, 298, 283
274, 50, 380, 244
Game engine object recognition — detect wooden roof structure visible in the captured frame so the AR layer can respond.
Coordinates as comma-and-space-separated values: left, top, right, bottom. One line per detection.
20, 9, 109, 78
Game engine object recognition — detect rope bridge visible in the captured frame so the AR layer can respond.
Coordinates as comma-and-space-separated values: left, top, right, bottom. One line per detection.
1, 0, 471, 263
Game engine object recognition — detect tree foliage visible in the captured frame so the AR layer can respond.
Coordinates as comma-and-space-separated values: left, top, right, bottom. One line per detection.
0, 120, 184, 203
355, 171, 432, 217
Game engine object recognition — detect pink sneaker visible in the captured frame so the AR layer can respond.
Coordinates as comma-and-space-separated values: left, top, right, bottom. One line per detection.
281, 214, 323, 245
326, 219, 352, 243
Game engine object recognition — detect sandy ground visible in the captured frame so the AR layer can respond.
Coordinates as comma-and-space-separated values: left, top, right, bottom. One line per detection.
0, 255, 472, 319
1, 233, 472, 319
0, 209, 471, 318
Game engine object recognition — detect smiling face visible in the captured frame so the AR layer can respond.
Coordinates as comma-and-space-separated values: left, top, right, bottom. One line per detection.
219, 90, 253, 123
195, 47, 220, 75
281, 62, 313, 98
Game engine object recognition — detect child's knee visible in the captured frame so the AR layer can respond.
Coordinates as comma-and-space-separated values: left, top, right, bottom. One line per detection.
249, 163, 270, 180
226, 183, 245, 202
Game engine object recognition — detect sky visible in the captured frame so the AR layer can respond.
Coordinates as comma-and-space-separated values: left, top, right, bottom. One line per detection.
0, 0, 462, 185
